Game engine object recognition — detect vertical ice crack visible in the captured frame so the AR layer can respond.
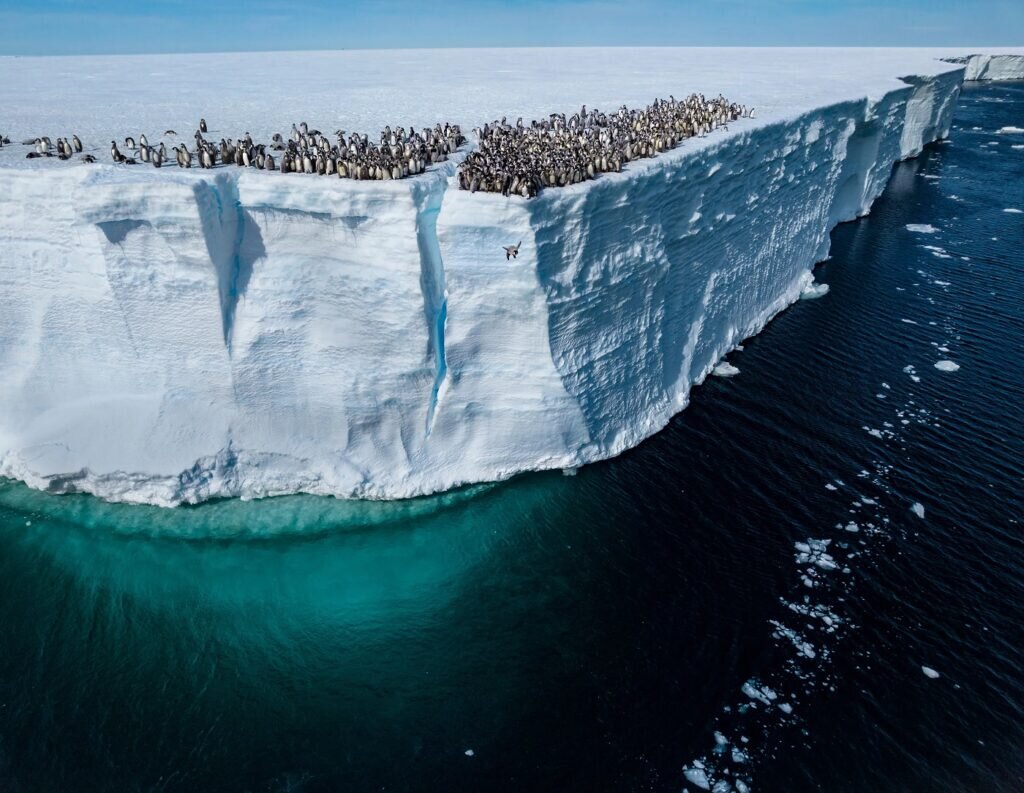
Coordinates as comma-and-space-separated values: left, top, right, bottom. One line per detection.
414, 176, 450, 438
194, 174, 264, 355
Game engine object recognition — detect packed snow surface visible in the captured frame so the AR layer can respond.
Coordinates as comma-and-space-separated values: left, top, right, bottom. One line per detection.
0, 49, 1022, 505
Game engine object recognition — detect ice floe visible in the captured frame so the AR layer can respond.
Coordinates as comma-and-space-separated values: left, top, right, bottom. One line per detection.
934, 360, 960, 372
800, 281, 830, 299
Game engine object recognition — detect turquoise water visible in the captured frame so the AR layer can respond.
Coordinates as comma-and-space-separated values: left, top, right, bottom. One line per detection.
2, 81, 1023, 792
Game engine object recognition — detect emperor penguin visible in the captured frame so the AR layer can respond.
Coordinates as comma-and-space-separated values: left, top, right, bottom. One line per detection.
72, 134, 83, 153
125, 136, 135, 150
199, 118, 208, 133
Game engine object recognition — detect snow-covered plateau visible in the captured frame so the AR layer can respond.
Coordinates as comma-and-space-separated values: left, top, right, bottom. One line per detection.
1, 49, 1022, 506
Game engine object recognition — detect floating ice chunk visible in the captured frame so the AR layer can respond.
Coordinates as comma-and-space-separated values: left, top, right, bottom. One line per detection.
996, 126, 1024, 134
901, 318, 918, 325
795, 538, 837, 570
905, 224, 938, 233
742, 680, 778, 706
778, 702, 794, 714
825, 483, 838, 491
713, 731, 728, 748
844, 521, 860, 532
1003, 208, 1023, 214
1013, 144, 1024, 150
464, 749, 475, 757
735, 781, 750, 793
911, 502, 925, 519
921, 666, 940, 679
731, 747, 748, 764
934, 360, 960, 372
771, 620, 817, 658
684, 762, 711, 790
800, 281, 830, 300
713, 362, 740, 378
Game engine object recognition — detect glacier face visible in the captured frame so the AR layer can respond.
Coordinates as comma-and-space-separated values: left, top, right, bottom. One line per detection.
0, 50, 1022, 506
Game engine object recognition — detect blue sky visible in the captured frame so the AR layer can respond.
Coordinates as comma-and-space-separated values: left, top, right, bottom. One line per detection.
0, 1, 1021, 55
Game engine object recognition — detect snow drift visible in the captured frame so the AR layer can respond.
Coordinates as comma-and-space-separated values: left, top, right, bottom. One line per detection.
0, 50, 1022, 505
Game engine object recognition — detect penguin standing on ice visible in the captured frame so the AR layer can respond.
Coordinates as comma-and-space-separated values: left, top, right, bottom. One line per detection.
199, 118, 208, 133
72, 134, 83, 152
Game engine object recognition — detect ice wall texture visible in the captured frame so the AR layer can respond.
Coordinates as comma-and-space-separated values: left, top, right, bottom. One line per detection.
1, 52, 1022, 505
962, 53, 1024, 80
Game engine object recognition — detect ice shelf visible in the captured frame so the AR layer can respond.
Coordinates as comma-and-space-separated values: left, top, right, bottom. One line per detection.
0, 49, 1022, 505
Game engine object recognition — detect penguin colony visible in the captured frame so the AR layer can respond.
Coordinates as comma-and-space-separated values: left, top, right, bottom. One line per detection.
4, 94, 750, 197
458, 94, 751, 197
8, 117, 466, 180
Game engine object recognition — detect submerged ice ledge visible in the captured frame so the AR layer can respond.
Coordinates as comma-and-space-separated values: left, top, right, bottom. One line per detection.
1, 53, 1021, 506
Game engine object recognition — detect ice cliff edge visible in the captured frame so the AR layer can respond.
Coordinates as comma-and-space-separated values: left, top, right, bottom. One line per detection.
1, 53, 1021, 506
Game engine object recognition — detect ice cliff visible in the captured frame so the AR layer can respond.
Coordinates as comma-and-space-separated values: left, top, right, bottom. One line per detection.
1, 51, 1022, 505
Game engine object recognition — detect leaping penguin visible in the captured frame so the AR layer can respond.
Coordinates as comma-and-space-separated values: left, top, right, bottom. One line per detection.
503, 241, 522, 260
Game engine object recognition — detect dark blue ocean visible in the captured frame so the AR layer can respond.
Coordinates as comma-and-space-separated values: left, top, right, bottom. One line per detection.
1, 81, 1022, 793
